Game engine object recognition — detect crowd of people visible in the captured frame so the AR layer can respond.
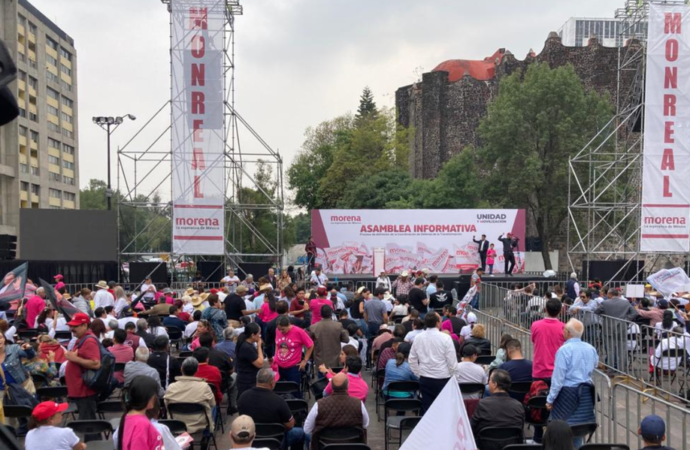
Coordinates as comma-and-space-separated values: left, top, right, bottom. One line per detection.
0, 268, 682, 450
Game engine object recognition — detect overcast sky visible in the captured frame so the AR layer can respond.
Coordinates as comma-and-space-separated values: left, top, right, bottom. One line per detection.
29, 0, 622, 208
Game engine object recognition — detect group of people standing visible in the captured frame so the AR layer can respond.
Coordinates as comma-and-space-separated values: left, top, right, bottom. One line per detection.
473, 232, 519, 275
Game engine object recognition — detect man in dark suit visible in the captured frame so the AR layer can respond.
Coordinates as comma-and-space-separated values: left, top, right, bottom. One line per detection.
471, 369, 524, 437
473, 234, 490, 272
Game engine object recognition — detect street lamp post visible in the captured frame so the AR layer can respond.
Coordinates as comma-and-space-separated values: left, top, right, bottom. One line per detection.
92, 115, 136, 210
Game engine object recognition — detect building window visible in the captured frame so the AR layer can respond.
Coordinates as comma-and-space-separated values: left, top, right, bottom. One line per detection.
49, 188, 62, 199
19, 108, 26, 118
48, 137, 61, 149
49, 172, 61, 182
60, 80, 72, 91
47, 105, 59, 116
28, 76, 38, 90
60, 64, 71, 77
61, 112, 73, 124
19, 126, 27, 137
18, 71, 26, 82
48, 122, 60, 133
49, 155, 60, 165
59, 47, 72, 61
21, 182, 28, 192
47, 87, 59, 100
30, 130, 38, 143
62, 144, 75, 155
29, 111, 38, 122
62, 128, 74, 139
20, 164, 28, 174
30, 166, 39, 176
47, 37, 58, 51
30, 184, 39, 195
62, 160, 74, 170
18, 14, 26, 27
46, 54, 58, 67
28, 22, 37, 35
63, 175, 75, 185
61, 96, 73, 109
64, 192, 76, 202
46, 71, 59, 83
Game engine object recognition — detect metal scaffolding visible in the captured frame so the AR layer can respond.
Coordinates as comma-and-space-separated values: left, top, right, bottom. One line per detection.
116, 0, 284, 281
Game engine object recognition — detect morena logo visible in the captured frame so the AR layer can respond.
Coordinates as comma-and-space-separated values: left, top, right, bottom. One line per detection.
176, 217, 220, 227
644, 216, 686, 225
330, 215, 361, 223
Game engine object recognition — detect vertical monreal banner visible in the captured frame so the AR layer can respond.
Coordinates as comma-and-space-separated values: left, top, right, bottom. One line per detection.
641, 4, 690, 252
171, 0, 225, 255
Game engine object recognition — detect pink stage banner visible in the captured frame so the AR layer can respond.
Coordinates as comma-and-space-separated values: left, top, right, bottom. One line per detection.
171, 0, 225, 255
311, 209, 525, 275
641, 4, 690, 252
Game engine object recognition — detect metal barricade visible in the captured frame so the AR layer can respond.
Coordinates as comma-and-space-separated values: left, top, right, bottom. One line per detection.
612, 382, 690, 450
472, 310, 505, 354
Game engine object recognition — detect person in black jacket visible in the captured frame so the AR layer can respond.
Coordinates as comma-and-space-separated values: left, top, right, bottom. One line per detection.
498, 233, 518, 275
147, 335, 181, 389
473, 234, 490, 272
471, 369, 524, 436
462, 323, 492, 355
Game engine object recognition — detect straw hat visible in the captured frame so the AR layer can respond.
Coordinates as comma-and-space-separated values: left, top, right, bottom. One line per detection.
62, 292, 72, 301
191, 296, 204, 306
401, 270, 409, 277
95, 280, 108, 290
236, 285, 248, 295
259, 283, 273, 292
184, 288, 195, 296
200, 292, 209, 301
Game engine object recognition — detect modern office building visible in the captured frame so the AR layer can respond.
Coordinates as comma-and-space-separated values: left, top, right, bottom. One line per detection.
558, 17, 647, 47
0, 0, 79, 237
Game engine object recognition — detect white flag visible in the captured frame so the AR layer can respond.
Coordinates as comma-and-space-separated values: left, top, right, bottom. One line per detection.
400, 378, 476, 450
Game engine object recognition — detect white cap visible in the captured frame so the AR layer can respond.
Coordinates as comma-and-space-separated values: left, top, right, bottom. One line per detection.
467, 312, 477, 323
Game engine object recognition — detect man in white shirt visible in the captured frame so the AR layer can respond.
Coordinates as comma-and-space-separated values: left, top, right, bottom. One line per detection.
309, 267, 328, 287
408, 312, 457, 413
221, 269, 240, 294
93, 280, 114, 310
376, 271, 392, 291
454, 344, 488, 399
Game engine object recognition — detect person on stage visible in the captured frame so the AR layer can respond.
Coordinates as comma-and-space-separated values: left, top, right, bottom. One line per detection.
498, 233, 518, 276
472, 234, 490, 272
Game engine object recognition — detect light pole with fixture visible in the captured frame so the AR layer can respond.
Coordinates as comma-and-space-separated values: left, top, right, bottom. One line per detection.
92, 115, 136, 210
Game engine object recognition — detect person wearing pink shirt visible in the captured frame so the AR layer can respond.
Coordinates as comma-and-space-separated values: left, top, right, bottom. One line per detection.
308, 286, 333, 325
324, 355, 369, 402
530, 297, 565, 381
258, 297, 279, 323
115, 376, 163, 450
25, 288, 47, 328
274, 315, 314, 398
486, 244, 497, 275
110, 329, 134, 384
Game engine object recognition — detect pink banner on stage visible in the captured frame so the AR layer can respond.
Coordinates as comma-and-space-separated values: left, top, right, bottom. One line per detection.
311, 209, 525, 275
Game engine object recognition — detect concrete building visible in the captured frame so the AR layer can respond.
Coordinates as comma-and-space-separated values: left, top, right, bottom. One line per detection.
558, 17, 646, 47
0, 0, 79, 237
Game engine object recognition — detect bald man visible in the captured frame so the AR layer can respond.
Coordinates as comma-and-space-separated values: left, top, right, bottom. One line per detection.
304, 372, 369, 449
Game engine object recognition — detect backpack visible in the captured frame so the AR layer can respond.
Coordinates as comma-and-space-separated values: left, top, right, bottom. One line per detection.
523, 380, 550, 423
78, 334, 116, 391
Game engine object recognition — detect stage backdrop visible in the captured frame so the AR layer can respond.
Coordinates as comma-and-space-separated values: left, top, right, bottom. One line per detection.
171, 0, 225, 255
641, 4, 690, 252
311, 209, 525, 275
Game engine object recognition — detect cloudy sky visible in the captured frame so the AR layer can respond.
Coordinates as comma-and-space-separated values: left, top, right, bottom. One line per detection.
29, 0, 622, 208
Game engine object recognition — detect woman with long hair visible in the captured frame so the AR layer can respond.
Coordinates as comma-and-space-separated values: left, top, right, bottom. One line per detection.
278, 269, 292, 291
115, 376, 163, 450
113, 286, 129, 317
258, 292, 278, 323
25, 401, 86, 450
654, 310, 677, 339
89, 317, 107, 340
543, 420, 574, 450
382, 342, 418, 397
189, 319, 215, 351
146, 315, 168, 338
235, 322, 264, 397
487, 333, 513, 372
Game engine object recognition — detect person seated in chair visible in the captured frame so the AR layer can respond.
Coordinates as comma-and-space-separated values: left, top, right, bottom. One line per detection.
470, 369, 524, 436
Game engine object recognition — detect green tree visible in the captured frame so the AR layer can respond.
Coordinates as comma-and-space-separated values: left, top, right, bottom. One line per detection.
477, 62, 612, 269
337, 169, 415, 209
419, 148, 483, 209
356, 86, 378, 121
79, 179, 108, 210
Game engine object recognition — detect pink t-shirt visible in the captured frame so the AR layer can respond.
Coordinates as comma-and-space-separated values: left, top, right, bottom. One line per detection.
487, 249, 497, 265
309, 298, 334, 324
121, 414, 163, 450
259, 302, 279, 322
109, 344, 134, 383
325, 372, 369, 402
275, 325, 314, 368
530, 318, 565, 379
25, 295, 46, 328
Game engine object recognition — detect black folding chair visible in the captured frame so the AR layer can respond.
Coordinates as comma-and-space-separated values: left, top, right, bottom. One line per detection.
508, 380, 533, 403
310, 377, 329, 400
476, 426, 523, 450
17, 329, 39, 341
285, 399, 309, 426
383, 398, 422, 450
158, 419, 187, 436
274, 381, 300, 397
377, 380, 419, 421
179, 351, 193, 358
458, 382, 486, 398
475, 355, 495, 365
255, 423, 286, 440
97, 400, 125, 432
252, 437, 282, 450
67, 420, 114, 450
167, 402, 218, 450
318, 428, 366, 448
30, 373, 49, 389
166, 327, 183, 350
570, 422, 598, 444
0, 425, 21, 450
54, 330, 73, 341
36, 386, 78, 420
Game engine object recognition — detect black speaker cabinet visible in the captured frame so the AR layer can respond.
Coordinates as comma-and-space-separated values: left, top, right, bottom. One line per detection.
129, 262, 168, 285
197, 261, 223, 282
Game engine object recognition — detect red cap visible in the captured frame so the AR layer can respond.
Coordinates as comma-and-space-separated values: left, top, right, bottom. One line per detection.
54, 274, 63, 281
32, 401, 69, 421
210, 289, 218, 294
66, 312, 91, 327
